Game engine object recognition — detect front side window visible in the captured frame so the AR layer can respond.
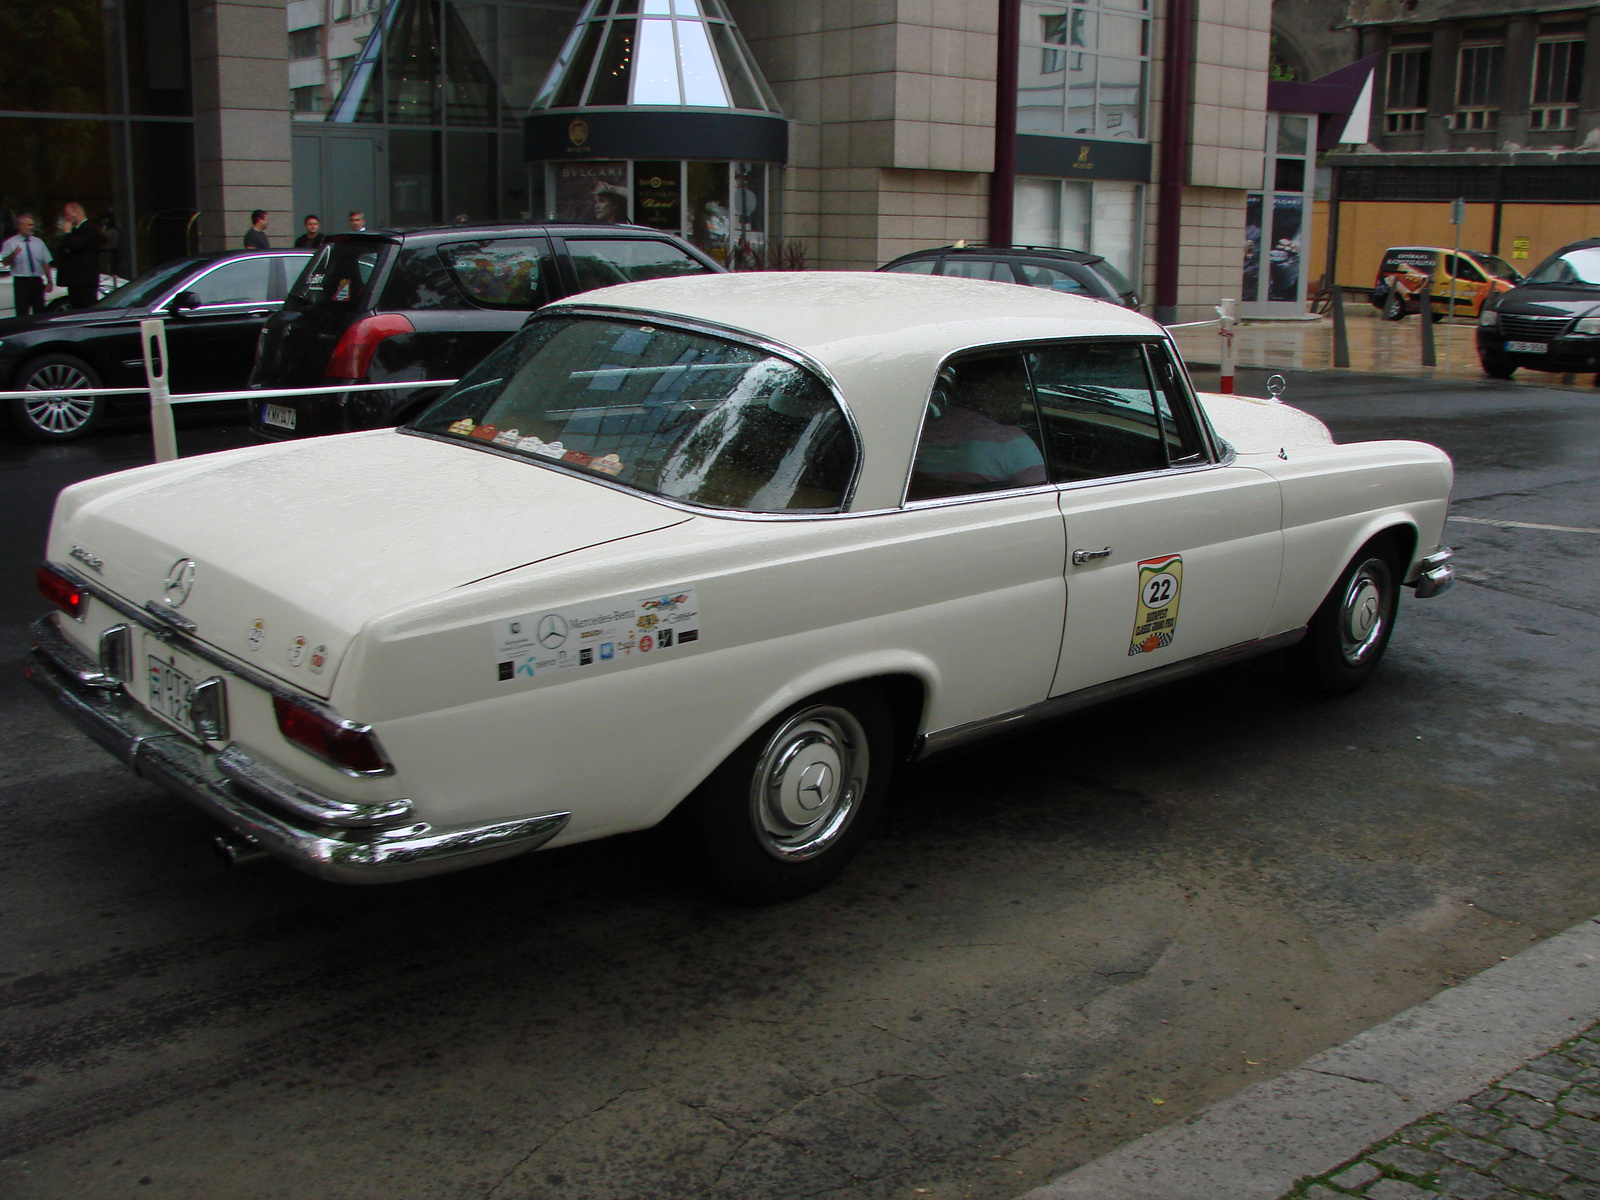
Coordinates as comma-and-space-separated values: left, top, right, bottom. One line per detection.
565, 238, 715, 291
441, 238, 552, 309
1015, 261, 1099, 296
1526, 247, 1600, 287
941, 259, 1014, 282
1028, 341, 1193, 480
412, 316, 857, 514
907, 353, 1047, 500
188, 257, 273, 305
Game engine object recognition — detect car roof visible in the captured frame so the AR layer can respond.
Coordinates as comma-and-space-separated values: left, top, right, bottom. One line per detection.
884, 244, 1106, 266
331, 222, 703, 246
546, 271, 1164, 510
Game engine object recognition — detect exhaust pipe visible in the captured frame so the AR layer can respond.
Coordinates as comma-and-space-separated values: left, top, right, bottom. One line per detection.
213, 831, 270, 869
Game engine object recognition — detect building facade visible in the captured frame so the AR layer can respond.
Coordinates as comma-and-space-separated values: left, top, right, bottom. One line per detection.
3, 0, 1282, 322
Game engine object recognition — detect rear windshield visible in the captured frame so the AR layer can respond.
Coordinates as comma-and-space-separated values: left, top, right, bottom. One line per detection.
410, 316, 858, 513
1087, 258, 1131, 296
1525, 247, 1600, 287
290, 240, 390, 309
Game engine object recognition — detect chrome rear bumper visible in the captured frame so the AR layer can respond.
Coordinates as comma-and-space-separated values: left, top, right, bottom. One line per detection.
25, 615, 569, 884
1410, 546, 1455, 599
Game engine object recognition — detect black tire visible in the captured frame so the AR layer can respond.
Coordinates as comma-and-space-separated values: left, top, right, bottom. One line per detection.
694, 685, 892, 903
10, 354, 105, 442
1382, 290, 1407, 321
1481, 356, 1516, 380
1288, 536, 1402, 696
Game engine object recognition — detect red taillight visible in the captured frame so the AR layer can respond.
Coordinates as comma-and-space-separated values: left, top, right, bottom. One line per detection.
273, 696, 391, 774
324, 313, 415, 380
38, 563, 84, 619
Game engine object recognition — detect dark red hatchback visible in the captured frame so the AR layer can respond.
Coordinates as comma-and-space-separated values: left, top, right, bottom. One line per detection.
248, 222, 722, 439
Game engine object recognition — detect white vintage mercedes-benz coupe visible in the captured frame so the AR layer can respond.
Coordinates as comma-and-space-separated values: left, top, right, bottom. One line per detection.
27, 273, 1454, 902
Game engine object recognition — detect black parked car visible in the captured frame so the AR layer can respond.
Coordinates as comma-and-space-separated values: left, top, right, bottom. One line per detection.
1478, 237, 1600, 379
877, 243, 1139, 308
0, 249, 315, 441
248, 222, 723, 438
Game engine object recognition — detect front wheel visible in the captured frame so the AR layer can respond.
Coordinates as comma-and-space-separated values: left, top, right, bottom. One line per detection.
694, 686, 892, 903
1481, 356, 1516, 380
1288, 538, 1401, 695
1382, 290, 1407, 321
10, 354, 105, 442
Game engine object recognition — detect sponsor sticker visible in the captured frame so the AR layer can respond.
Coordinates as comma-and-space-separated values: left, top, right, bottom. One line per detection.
288, 635, 308, 667
309, 644, 328, 674
1129, 554, 1182, 656
248, 618, 266, 650
493, 586, 700, 683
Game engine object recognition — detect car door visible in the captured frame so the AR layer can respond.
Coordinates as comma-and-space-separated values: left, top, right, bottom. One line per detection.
555, 235, 718, 295
427, 235, 559, 365
1033, 340, 1283, 697
164, 256, 278, 394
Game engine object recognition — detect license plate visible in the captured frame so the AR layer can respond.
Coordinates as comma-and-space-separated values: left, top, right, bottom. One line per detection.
1505, 341, 1548, 354
262, 403, 298, 430
147, 654, 195, 729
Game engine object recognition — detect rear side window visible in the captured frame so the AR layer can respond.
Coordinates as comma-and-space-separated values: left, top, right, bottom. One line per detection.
941, 259, 1012, 282
565, 239, 714, 291
883, 259, 938, 275
188, 257, 273, 305
440, 238, 553, 309
292, 241, 388, 309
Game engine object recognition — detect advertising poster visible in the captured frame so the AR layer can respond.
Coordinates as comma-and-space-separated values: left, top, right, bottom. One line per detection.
1243, 193, 1263, 303
553, 161, 629, 223
1268, 193, 1303, 303
632, 161, 682, 233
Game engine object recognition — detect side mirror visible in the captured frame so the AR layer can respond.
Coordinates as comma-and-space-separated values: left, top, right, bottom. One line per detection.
168, 290, 201, 312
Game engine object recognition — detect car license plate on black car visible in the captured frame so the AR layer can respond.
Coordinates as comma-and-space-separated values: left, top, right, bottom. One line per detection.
1505, 341, 1548, 354
147, 655, 195, 729
262, 403, 298, 429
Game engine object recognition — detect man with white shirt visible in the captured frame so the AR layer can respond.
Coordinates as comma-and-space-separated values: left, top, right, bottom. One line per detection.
2, 213, 53, 316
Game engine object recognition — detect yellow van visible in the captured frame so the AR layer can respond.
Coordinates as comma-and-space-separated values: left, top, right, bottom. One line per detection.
1371, 246, 1523, 320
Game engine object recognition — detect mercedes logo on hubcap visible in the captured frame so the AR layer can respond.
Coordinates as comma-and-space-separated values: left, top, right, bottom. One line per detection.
163, 558, 196, 607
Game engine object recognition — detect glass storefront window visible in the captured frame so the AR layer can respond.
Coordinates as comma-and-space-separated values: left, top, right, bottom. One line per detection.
0, 0, 111, 114
446, 131, 496, 220
634, 161, 685, 233
1019, 0, 1150, 142
730, 161, 766, 270
687, 161, 730, 263
1012, 175, 1143, 283
390, 129, 440, 224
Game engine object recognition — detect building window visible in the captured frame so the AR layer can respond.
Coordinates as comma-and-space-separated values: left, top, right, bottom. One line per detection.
1454, 38, 1504, 131
292, 85, 325, 114
289, 26, 322, 59
1531, 33, 1584, 131
1384, 43, 1430, 134
1013, 176, 1143, 283
1019, 0, 1150, 142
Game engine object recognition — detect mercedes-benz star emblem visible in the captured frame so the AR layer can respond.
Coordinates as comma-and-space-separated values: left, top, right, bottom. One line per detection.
163, 558, 196, 607
536, 613, 569, 649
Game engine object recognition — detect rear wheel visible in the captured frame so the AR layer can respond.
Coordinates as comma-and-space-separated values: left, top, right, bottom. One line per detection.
1382, 290, 1406, 321
1288, 537, 1402, 696
10, 354, 104, 442
694, 686, 892, 903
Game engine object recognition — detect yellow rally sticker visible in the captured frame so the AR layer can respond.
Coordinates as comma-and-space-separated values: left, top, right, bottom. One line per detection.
1129, 554, 1182, 656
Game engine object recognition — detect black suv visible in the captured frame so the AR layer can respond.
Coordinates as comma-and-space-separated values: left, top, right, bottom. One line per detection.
1477, 237, 1600, 380
878, 244, 1139, 308
249, 223, 722, 438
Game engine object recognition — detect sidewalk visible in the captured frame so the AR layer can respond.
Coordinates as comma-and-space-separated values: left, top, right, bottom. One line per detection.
1016, 914, 1600, 1200
1168, 303, 1600, 393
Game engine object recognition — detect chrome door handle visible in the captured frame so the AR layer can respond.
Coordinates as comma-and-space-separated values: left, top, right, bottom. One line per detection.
1072, 547, 1112, 565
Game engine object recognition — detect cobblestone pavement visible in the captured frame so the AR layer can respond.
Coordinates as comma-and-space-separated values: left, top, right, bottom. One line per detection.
1284, 1023, 1600, 1200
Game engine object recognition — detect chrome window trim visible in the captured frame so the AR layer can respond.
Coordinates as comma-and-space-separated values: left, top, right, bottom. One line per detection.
402, 303, 866, 519
898, 335, 1225, 509
155, 252, 300, 312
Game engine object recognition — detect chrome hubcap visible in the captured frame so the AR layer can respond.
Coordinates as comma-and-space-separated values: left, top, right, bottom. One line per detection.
23, 364, 97, 434
750, 705, 868, 861
1339, 559, 1390, 665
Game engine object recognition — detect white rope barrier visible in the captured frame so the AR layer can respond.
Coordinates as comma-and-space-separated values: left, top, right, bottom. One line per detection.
0, 379, 459, 403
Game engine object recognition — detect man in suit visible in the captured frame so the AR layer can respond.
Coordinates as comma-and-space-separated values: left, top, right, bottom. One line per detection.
348, 210, 366, 232
56, 202, 102, 309
294, 214, 323, 249
243, 210, 271, 249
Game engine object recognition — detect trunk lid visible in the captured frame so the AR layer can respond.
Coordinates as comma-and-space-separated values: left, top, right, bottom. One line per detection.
51, 431, 687, 695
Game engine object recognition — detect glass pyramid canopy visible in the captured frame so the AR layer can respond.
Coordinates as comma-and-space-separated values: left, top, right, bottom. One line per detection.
531, 0, 782, 114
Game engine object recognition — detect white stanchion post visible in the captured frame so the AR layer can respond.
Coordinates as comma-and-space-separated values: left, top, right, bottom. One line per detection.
1215, 298, 1238, 393
140, 318, 177, 462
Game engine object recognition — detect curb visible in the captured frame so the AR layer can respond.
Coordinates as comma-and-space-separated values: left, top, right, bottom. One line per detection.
1017, 915, 1600, 1200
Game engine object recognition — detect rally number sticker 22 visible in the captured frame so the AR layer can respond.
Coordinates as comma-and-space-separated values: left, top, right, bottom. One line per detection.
1129, 554, 1182, 656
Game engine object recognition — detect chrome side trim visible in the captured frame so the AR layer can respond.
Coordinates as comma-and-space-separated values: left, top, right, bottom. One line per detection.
145, 600, 198, 633
25, 632, 569, 884
915, 628, 1307, 759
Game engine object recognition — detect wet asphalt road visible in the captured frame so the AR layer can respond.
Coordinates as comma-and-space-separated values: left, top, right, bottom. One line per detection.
0, 373, 1596, 1200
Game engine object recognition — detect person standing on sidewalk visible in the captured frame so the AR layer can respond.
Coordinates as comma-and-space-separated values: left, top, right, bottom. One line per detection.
55, 202, 102, 309
2, 213, 53, 316
243, 210, 271, 249
293, 214, 323, 249
348, 210, 365, 232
